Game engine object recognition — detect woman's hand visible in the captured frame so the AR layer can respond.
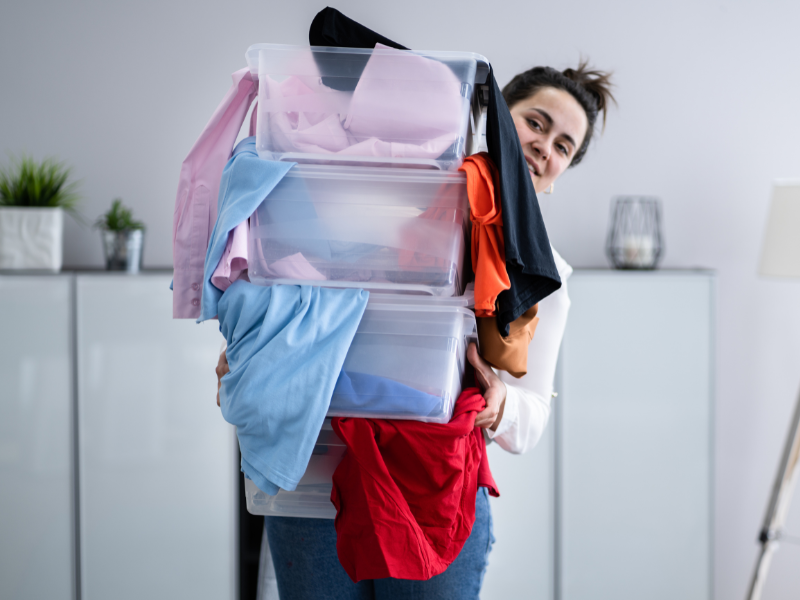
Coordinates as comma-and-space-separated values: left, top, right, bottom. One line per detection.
215, 350, 229, 407
468, 343, 507, 430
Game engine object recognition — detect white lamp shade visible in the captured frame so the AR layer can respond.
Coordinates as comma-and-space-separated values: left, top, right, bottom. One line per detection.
759, 181, 800, 279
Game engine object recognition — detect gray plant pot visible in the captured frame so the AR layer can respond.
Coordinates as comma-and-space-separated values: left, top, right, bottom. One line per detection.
101, 229, 144, 273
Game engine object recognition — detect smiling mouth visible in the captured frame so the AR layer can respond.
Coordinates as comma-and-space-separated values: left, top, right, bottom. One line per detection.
525, 157, 540, 176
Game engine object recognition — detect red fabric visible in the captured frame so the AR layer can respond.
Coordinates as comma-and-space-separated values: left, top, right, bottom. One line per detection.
330, 388, 499, 583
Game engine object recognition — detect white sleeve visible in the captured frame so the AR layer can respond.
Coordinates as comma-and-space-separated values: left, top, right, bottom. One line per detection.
484, 247, 572, 454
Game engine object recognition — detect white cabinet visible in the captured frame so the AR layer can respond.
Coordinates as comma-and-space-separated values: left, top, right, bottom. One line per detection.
558, 271, 712, 600
0, 275, 75, 600
75, 274, 236, 600
482, 270, 713, 600
483, 426, 555, 599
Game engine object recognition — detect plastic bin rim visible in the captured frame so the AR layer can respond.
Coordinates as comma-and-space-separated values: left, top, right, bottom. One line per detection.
280, 163, 468, 183
363, 303, 475, 319
367, 289, 474, 307
245, 43, 490, 82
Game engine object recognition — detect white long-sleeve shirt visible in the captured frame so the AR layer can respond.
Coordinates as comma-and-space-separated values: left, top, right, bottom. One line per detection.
484, 246, 572, 455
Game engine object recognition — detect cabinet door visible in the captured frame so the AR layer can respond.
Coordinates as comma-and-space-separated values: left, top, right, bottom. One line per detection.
0, 275, 74, 600
559, 272, 712, 600
76, 274, 235, 600
482, 425, 555, 600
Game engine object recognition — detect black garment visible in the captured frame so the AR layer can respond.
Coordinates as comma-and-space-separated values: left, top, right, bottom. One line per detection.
309, 7, 561, 336
309, 8, 406, 91
485, 71, 562, 334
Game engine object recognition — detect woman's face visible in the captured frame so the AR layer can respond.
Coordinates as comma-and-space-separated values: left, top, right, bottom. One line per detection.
508, 87, 589, 194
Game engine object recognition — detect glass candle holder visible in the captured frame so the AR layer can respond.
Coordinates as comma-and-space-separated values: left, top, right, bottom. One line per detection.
605, 197, 663, 269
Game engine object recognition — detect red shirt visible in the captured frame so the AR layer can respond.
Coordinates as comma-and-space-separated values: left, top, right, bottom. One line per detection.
331, 388, 499, 582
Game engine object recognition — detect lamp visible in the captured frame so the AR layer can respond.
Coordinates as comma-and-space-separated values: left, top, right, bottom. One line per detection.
759, 182, 800, 278
747, 181, 800, 600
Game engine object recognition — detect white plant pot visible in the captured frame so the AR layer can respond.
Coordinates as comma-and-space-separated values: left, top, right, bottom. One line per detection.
0, 207, 64, 271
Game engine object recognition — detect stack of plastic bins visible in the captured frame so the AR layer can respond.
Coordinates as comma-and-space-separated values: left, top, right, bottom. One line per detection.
243, 42, 487, 517
245, 44, 490, 171
245, 291, 476, 518
247, 164, 469, 296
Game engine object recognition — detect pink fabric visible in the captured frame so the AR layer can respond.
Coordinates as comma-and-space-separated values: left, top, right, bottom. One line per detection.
211, 221, 250, 291
346, 44, 464, 143
264, 252, 326, 281
264, 44, 465, 161
212, 223, 327, 288
172, 68, 257, 318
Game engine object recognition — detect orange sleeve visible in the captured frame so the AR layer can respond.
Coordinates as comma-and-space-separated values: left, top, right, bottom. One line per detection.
459, 154, 510, 317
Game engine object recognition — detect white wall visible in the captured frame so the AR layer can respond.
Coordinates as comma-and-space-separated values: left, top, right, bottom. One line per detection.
2, 0, 800, 598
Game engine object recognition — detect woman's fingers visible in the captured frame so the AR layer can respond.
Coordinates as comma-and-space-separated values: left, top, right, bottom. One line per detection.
467, 343, 507, 429
216, 350, 229, 407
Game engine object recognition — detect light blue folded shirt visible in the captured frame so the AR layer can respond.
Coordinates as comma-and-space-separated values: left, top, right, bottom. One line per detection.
331, 371, 444, 420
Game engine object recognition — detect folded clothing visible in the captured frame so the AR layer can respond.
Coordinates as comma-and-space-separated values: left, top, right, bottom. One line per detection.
218, 282, 368, 496
329, 370, 443, 419
330, 388, 499, 582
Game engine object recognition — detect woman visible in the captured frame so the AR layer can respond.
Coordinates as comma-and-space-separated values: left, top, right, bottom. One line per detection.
471, 61, 614, 445
217, 61, 615, 600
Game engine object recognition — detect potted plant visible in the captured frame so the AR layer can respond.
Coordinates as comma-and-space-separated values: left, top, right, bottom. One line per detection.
94, 198, 145, 273
0, 155, 80, 271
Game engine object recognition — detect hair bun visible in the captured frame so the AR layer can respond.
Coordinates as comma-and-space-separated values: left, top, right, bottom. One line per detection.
562, 60, 615, 129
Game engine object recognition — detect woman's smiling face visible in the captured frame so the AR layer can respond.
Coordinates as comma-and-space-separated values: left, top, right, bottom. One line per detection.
508, 87, 589, 194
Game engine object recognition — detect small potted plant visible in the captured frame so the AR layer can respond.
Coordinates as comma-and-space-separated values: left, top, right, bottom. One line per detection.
0, 155, 80, 271
95, 198, 145, 273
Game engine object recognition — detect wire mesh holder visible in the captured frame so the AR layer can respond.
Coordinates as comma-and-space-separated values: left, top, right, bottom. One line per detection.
605, 196, 664, 270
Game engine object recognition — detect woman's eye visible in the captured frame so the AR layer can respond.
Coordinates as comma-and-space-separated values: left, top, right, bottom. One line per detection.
527, 119, 541, 131
556, 144, 569, 156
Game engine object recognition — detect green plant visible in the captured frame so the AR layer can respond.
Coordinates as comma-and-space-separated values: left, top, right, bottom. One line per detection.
0, 155, 81, 214
95, 198, 145, 231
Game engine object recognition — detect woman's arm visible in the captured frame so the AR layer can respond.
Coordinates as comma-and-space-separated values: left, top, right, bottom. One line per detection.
216, 340, 229, 407
485, 248, 572, 454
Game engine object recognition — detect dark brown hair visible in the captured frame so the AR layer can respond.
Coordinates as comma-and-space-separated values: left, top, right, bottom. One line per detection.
502, 60, 615, 166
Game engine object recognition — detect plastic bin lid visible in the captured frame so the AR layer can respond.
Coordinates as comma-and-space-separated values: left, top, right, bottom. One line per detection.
367, 285, 474, 308
245, 44, 490, 85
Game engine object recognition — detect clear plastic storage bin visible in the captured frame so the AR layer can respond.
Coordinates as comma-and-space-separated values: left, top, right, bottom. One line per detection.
332, 299, 476, 423
247, 164, 469, 296
245, 420, 343, 518
246, 44, 490, 171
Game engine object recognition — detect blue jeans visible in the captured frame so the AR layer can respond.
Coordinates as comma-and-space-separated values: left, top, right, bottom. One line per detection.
264, 487, 495, 599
